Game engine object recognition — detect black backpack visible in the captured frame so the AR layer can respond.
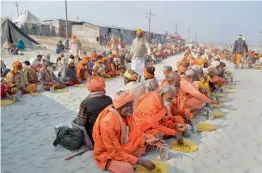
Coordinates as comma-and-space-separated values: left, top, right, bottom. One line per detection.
53, 126, 84, 151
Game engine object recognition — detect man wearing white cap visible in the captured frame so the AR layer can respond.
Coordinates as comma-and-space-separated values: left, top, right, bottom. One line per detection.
233, 34, 248, 69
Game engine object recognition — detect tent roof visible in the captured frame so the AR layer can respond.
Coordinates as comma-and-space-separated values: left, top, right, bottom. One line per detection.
1, 18, 39, 45
13, 10, 41, 24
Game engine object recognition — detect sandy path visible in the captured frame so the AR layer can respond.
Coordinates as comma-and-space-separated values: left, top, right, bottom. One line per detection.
1, 54, 262, 173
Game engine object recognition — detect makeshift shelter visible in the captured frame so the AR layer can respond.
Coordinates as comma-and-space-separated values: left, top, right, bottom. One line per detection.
13, 10, 42, 27
1, 18, 39, 47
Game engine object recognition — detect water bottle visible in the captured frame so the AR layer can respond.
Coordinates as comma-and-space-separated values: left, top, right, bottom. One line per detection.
192, 120, 198, 133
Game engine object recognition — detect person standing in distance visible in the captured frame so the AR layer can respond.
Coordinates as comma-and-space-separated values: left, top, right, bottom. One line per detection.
130, 29, 151, 82
232, 34, 248, 69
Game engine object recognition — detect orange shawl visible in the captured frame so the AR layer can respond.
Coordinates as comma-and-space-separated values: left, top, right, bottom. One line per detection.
93, 105, 145, 170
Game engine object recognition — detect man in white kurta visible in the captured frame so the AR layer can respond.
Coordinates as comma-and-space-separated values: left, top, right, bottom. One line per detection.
130, 29, 151, 81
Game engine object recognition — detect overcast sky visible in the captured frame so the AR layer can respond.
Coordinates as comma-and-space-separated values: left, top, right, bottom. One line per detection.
2, 1, 262, 44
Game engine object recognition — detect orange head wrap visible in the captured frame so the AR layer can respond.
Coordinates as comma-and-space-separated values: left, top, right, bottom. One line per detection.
71, 35, 76, 39
124, 69, 138, 81
86, 76, 106, 92
113, 90, 134, 109
12, 61, 22, 74
144, 66, 155, 79
179, 65, 187, 73
136, 28, 144, 36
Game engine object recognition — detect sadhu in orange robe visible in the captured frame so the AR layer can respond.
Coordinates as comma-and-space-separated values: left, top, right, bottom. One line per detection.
76, 58, 91, 82
134, 91, 184, 137
172, 78, 213, 121
93, 105, 147, 173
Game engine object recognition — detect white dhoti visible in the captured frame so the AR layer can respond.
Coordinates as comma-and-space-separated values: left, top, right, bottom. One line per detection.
131, 56, 145, 76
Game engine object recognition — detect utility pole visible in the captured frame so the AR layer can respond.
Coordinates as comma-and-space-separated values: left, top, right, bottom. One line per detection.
15, 1, 19, 17
188, 28, 190, 41
195, 32, 197, 43
146, 8, 154, 42
65, 0, 68, 39
175, 24, 178, 34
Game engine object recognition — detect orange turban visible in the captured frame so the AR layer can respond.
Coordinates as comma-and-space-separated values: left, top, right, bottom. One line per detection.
71, 35, 76, 39
12, 61, 22, 68
179, 65, 187, 73
136, 28, 144, 36
113, 90, 133, 109
144, 67, 154, 79
124, 69, 138, 81
12, 61, 22, 74
86, 76, 106, 92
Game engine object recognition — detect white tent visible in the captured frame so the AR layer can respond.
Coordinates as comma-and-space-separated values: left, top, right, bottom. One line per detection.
13, 10, 41, 27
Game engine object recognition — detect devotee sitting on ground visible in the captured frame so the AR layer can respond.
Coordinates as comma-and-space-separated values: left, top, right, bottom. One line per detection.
93, 90, 163, 173
30, 54, 42, 71
159, 66, 176, 87
175, 69, 218, 120
38, 57, 66, 91
123, 69, 146, 103
134, 85, 185, 141
58, 58, 79, 86
56, 40, 64, 54
56, 52, 65, 69
207, 67, 226, 88
22, 61, 39, 85
93, 56, 110, 78
1, 77, 16, 101
90, 50, 97, 62
76, 57, 91, 82
142, 66, 159, 92
6, 61, 36, 94
76, 76, 112, 144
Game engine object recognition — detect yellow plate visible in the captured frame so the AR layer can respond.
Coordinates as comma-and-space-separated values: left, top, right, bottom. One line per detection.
169, 139, 198, 153
212, 104, 222, 108
74, 84, 84, 87
55, 89, 68, 93
227, 85, 235, 89
211, 93, 225, 97
204, 111, 224, 118
219, 98, 228, 102
26, 93, 39, 96
197, 122, 216, 132
1, 99, 15, 106
225, 89, 236, 93
135, 160, 169, 173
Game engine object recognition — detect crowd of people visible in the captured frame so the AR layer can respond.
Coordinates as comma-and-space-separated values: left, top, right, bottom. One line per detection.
0, 29, 186, 102
1, 29, 261, 172
75, 39, 239, 172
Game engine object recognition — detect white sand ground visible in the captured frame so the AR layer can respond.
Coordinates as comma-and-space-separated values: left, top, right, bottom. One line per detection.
1, 50, 262, 173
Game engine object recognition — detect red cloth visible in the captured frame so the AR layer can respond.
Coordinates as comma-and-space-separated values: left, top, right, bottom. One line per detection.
1, 84, 8, 98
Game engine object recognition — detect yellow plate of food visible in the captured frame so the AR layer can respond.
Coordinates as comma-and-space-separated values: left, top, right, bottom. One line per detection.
211, 93, 226, 97
0, 99, 15, 106
55, 88, 68, 93
135, 160, 169, 173
204, 111, 224, 118
197, 122, 216, 132
169, 139, 198, 153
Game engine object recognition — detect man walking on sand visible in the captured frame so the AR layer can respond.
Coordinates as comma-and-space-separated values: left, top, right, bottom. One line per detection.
232, 34, 248, 69
130, 29, 151, 82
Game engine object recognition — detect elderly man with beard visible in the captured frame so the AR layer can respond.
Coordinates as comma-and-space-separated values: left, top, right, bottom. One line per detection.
172, 69, 218, 124
93, 90, 163, 173
38, 57, 66, 91
134, 85, 184, 142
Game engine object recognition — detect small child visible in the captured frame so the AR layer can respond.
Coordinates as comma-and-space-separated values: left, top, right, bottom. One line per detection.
1, 78, 16, 101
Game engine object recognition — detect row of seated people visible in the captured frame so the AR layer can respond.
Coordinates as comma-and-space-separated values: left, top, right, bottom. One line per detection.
75, 52, 231, 172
